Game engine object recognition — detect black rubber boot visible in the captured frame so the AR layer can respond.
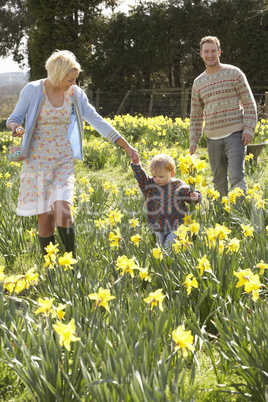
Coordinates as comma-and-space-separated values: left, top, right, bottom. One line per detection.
38, 234, 55, 257
57, 224, 76, 257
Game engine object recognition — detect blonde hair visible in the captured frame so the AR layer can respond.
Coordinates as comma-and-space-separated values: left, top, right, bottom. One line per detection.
200, 36, 221, 51
149, 154, 175, 174
45, 50, 81, 86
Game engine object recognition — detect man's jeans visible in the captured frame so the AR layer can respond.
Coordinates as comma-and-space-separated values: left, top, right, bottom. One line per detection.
206, 131, 247, 198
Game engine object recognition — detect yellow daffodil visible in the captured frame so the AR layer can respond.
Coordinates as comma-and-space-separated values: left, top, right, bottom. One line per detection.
45, 242, 59, 256
234, 269, 254, 287
79, 193, 90, 202
53, 319, 81, 351
88, 287, 115, 312
44, 253, 56, 269
94, 219, 105, 229
144, 288, 166, 311
109, 229, 123, 248
3, 275, 26, 294
172, 325, 195, 357
0, 265, 6, 281
207, 189, 220, 200
138, 267, 151, 282
34, 298, 55, 316
256, 260, 268, 275
108, 209, 124, 226
174, 225, 188, 240
25, 268, 38, 288
245, 153, 254, 162
183, 214, 193, 225
188, 221, 200, 236
244, 274, 262, 301
80, 176, 89, 185
58, 252, 77, 270
240, 223, 254, 238
27, 228, 36, 237
129, 218, 140, 228
111, 185, 119, 195
196, 254, 212, 276
116, 255, 139, 278
152, 247, 166, 260
131, 234, 142, 246
56, 303, 66, 320
228, 187, 245, 204
226, 238, 240, 254
184, 273, 198, 295
215, 223, 231, 240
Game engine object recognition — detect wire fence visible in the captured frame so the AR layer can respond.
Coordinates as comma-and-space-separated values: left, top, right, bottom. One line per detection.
1, 88, 267, 121
88, 88, 268, 120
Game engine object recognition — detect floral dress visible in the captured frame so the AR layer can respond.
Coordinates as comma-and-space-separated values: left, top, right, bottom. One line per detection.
17, 82, 75, 216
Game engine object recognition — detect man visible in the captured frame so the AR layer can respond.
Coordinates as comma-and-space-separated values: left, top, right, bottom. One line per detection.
189, 36, 257, 197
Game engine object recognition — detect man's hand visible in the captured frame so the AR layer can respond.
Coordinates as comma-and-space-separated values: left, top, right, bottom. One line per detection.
242, 132, 253, 146
190, 144, 197, 155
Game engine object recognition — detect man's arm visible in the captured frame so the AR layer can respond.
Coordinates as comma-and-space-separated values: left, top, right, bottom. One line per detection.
234, 71, 258, 146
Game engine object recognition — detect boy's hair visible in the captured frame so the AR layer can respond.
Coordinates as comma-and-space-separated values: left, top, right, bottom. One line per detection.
200, 36, 221, 51
149, 154, 175, 173
45, 50, 81, 87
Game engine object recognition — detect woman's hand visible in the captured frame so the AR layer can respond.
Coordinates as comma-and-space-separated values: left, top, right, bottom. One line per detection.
9, 123, 24, 137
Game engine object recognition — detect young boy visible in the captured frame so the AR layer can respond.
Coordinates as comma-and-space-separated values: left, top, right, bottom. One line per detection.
131, 154, 202, 250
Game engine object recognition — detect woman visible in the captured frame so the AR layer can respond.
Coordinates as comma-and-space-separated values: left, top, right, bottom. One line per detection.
7, 50, 139, 259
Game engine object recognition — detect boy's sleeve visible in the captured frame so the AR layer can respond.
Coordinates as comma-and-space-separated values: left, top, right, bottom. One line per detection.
131, 163, 151, 196
194, 190, 202, 203
176, 181, 202, 204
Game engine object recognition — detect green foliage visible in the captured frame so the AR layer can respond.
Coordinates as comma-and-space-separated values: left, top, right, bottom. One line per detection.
211, 300, 268, 401
1, 0, 267, 91
0, 119, 268, 400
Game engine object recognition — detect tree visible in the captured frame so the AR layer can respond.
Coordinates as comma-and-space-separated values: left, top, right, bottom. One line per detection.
0, 0, 116, 81
0, 0, 27, 64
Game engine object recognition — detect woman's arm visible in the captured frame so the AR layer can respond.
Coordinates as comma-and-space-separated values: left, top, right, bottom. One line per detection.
115, 137, 139, 164
6, 82, 33, 134
76, 87, 139, 162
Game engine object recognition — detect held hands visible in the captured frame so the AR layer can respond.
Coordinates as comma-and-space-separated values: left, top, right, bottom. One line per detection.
126, 145, 140, 164
190, 192, 199, 201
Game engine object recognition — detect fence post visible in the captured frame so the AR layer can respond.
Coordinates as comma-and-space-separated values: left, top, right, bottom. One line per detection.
87, 89, 94, 104
265, 92, 268, 118
182, 88, 189, 120
180, 85, 186, 119
116, 90, 131, 115
96, 88, 100, 112
148, 90, 155, 116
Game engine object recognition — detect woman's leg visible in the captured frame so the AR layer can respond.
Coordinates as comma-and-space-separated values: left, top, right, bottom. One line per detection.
54, 200, 76, 257
37, 208, 55, 256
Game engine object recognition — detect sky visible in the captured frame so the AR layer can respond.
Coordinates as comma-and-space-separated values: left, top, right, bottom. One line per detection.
0, 0, 140, 74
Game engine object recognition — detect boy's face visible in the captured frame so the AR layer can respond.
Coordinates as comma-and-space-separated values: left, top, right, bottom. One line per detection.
151, 168, 175, 186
